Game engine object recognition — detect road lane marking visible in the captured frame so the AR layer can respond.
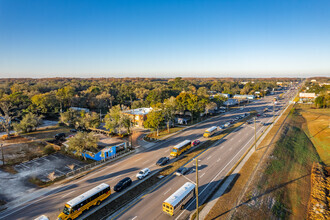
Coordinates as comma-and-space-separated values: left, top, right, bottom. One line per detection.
164, 188, 172, 196
207, 156, 212, 160
217, 158, 221, 162
238, 139, 242, 143
132, 216, 137, 220
142, 160, 149, 165
165, 149, 169, 152
229, 147, 232, 151
200, 173, 205, 178
136, 158, 142, 161
61, 190, 75, 198
175, 132, 257, 220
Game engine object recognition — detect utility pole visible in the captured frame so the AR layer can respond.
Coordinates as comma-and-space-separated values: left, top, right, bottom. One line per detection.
195, 158, 199, 220
1, 143, 4, 165
254, 117, 257, 151
273, 101, 275, 123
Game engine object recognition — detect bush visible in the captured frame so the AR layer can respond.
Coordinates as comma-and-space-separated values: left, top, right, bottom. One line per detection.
43, 144, 56, 155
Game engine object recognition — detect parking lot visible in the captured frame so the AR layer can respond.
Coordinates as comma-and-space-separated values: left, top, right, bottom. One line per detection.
14, 153, 85, 182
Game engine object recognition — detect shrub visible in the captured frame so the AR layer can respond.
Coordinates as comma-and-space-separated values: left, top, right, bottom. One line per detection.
43, 144, 56, 155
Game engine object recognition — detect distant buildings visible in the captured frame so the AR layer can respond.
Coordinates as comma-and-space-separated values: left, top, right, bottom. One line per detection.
69, 107, 90, 113
224, 99, 238, 106
299, 92, 316, 103
122, 107, 153, 127
233, 94, 255, 100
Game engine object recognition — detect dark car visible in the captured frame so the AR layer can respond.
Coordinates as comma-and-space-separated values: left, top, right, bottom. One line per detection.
175, 167, 188, 176
55, 133, 66, 140
114, 177, 132, 192
156, 157, 170, 166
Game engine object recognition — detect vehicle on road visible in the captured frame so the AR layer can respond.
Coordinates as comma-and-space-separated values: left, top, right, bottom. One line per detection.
57, 183, 111, 220
218, 110, 226, 113
114, 177, 132, 192
136, 168, 151, 180
156, 157, 170, 166
203, 126, 218, 138
224, 122, 231, 127
55, 133, 66, 140
170, 140, 192, 158
192, 139, 200, 146
163, 182, 195, 216
175, 167, 189, 176
240, 107, 244, 110
219, 125, 225, 129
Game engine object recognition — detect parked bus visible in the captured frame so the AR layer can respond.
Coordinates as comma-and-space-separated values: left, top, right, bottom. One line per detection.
57, 183, 111, 220
203, 126, 218, 138
170, 140, 192, 157
162, 182, 195, 216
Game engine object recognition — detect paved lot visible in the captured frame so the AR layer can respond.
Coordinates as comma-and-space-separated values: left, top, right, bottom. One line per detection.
14, 153, 85, 182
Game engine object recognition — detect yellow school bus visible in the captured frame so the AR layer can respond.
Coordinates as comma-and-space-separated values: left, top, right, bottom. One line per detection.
203, 126, 218, 138
163, 182, 195, 216
170, 140, 191, 158
57, 183, 111, 220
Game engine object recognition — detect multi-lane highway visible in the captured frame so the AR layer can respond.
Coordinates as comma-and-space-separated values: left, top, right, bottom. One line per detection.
0, 88, 296, 220
112, 88, 297, 220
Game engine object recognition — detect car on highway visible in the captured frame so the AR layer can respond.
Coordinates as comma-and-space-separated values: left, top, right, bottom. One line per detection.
175, 167, 189, 176
156, 157, 170, 166
240, 107, 244, 110
192, 140, 200, 146
114, 177, 132, 192
219, 125, 225, 129
136, 168, 151, 180
219, 110, 226, 113
224, 122, 231, 127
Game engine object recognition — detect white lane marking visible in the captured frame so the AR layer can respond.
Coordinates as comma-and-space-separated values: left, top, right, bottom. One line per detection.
238, 139, 242, 143
61, 190, 75, 198
200, 173, 205, 178
207, 156, 212, 160
230, 137, 234, 141
142, 160, 149, 165
165, 149, 169, 152
164, 188, 172, 196
175, 132, 257, 220
20, 163, 29, 169
132, 216, 137, 220
136, 158, 142, 162
56, 169, 65, 175
217, 158, 221, 162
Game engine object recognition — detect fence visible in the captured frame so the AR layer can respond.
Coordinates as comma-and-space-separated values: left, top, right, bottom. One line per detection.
49, 148, 133, 182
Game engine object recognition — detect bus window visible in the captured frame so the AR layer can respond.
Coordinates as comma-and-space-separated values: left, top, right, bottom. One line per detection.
172, 149, 177, 153
63, 206, 70, 215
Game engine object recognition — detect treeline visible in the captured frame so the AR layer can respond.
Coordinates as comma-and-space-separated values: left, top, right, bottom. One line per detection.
0, 77, 297, 136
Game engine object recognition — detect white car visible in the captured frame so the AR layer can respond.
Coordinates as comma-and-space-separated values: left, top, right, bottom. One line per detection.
224, 122, 231, 127
136, 168, 151, 180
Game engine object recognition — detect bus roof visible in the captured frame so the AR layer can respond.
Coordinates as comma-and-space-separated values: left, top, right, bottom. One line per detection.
66, 183, 109, 207
205, 126, 217, 133
173, 140, 191, 150
164, 182, 195, 207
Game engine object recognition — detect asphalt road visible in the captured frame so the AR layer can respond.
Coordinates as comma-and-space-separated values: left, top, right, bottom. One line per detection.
0, 89, 296, 220
112, 89, 297, 220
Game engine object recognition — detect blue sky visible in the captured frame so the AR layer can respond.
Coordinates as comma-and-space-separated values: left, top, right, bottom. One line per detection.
0, 0, 329, 78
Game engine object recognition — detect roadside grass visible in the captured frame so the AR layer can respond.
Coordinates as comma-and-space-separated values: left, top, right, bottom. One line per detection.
204, 104, 293, 220
22, 125, 71, 142
298, 106, 330, 166
146, 127, 185, 140
226, 107, 320, 220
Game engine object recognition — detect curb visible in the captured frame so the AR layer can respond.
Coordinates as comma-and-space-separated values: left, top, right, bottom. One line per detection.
195, 92, 296, 220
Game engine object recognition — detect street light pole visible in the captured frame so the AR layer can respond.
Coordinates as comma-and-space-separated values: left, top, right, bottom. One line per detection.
1, 143, 4, 165
195, 158, 199, 220
254, 117, 257, 151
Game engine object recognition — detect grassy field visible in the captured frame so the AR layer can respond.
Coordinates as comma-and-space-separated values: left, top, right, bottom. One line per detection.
146, 127, 185, 140
298, 106, 330, 166
22, 125, 71, 142
232, 107, 321, 219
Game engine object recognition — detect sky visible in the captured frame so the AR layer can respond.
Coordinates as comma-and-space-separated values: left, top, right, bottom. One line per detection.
0, 0, 329, 78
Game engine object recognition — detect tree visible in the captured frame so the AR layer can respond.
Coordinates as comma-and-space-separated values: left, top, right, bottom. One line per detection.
81, 112, 101, 130
104, 105, 122, 134
0, 93, 30, 138
143, 110, 164, 136
56, 86, 75, 112
29, 92, 58, 114
67, 132, 99, 160
205, 102, 217, 114
13, 113, 43, 133
120, 114, 131, 135
59, 109, 81, 127
163, 96, 177, 132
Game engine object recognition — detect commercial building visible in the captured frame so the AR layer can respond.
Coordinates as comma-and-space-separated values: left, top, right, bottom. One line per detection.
122, 107, 153, 128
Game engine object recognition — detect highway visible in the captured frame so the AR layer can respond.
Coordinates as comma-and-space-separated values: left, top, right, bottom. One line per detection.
112, 88, 297, 220
0, 89, 296, 220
